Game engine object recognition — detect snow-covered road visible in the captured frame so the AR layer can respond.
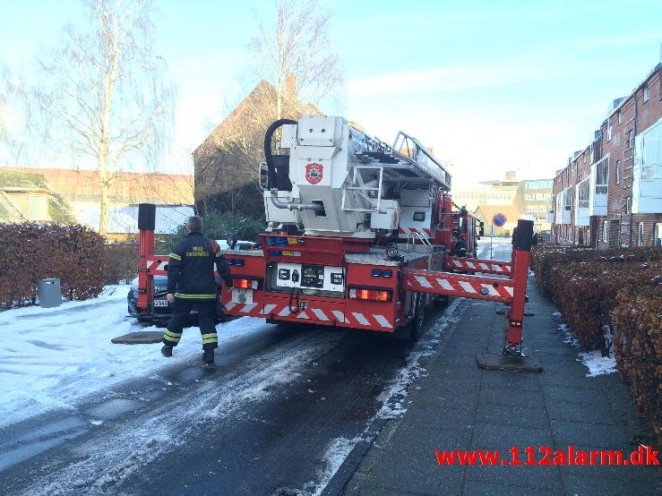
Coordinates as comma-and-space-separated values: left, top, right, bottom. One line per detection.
0, 287, 270, 430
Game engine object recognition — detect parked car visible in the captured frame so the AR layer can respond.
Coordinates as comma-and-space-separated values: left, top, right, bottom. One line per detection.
127, 239, 256, 325
537, 230, 551, 244
127, 275, 225, 326
217, 239, 258, 251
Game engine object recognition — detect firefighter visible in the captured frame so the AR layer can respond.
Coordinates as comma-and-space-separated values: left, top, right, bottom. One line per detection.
451, 230, 468, 257
161, 216, 232, 365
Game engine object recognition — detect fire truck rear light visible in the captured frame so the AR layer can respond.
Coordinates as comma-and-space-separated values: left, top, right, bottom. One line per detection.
234, 259, 245, 266
349, 287, 392, 302
382, 269, 393, 278
371, 269, 382, 277
235, 278, 259, 290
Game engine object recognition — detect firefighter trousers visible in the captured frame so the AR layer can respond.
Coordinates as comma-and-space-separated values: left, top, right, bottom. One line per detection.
163, 298, 218, 350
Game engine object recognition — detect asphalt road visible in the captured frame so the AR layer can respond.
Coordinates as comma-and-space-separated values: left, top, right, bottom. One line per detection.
1, 305, 452, 496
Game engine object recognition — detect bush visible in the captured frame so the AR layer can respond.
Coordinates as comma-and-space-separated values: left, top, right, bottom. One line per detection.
613, 285, 662, 447
531, 245, 662, 446
103, 237, 171, 285
0, 222, 105, 307
170, 210, 265, 243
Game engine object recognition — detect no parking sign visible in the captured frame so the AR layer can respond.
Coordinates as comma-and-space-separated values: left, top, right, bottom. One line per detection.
492, 213, 507, 227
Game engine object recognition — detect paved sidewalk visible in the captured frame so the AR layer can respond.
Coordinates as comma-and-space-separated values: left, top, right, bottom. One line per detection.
339, 276, 660, 495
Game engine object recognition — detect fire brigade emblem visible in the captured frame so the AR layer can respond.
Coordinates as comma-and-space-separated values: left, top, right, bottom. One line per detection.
305, 163, 324, 184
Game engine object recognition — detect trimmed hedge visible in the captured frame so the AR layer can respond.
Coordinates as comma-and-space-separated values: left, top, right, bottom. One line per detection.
531, 245, 662, 445
613, 285, 662, 446
0, 222, 105, 308
103, 237, 171, 285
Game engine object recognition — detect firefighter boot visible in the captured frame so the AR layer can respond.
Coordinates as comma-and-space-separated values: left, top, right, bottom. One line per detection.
203, 349, 214, 365
161, 345, 173, 358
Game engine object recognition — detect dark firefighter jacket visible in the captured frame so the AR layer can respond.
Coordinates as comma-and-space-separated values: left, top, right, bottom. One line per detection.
167, 232, 231, 299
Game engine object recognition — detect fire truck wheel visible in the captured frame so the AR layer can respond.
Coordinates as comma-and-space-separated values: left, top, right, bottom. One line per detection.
409, 293, 425, 341
432, 295, 450, 308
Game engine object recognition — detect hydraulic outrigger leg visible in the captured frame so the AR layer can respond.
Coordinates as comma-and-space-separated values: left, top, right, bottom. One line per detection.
402, 218, 541, 371
503, 219, 533, 356
478, 219, 542, 372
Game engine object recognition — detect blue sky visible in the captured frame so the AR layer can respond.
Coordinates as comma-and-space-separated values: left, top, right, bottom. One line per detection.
1, 0, 661, 186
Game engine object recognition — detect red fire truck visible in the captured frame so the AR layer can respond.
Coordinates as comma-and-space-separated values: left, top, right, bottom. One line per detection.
136, 116, 533, 355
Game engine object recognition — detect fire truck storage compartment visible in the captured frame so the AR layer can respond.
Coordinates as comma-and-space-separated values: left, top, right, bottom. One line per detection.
268, 261, 345, 296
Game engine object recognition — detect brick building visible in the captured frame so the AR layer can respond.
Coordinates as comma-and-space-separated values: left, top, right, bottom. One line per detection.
552, 59, 662, 247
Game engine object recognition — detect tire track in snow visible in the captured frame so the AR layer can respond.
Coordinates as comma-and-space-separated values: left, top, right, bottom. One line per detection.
14, 331, 343, 496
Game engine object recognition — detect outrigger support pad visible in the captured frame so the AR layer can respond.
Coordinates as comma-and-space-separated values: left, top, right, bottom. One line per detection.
476, 352, 543, 373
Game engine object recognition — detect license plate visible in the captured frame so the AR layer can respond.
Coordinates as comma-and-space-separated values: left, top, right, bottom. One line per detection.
154, 300, 169, 307
231, 288, 253, 304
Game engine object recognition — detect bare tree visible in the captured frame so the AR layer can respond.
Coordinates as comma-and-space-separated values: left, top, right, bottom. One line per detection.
35, 0, 175, 235
0, 66, 37, 167
247, 0, 342, 120
193, 1, 342, 219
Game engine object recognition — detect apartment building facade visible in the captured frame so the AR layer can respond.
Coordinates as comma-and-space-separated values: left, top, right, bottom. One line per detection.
552, 60, 662, 247
452, 172, 552, 235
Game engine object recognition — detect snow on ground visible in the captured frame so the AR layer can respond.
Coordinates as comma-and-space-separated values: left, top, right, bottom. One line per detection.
376, 298, 465, 420
578, 350, 618, 377
554, 316, 617, 377
4, 289, 343, 494
0, 284, 267, 429
476, 236, 512, 261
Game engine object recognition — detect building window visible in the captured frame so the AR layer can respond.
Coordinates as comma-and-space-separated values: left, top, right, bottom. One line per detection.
641, 121, 662, 180
563, 187, 574, 211
595, 160, 608, 194
577, 179, 589, 208
628, 130, 634, 150
625, 196, 631, 214
615, 160, 621, 184
607, 119, 612, 141
637, 222, 645, 246
643, 84, 650, 103
603, 221, 609, 242
617, 110, 622, 124
28, 195, 49, 220
655, 223, 662, 246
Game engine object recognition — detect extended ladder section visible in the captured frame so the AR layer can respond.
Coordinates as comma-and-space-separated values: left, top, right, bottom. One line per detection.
352, 131, 451, 191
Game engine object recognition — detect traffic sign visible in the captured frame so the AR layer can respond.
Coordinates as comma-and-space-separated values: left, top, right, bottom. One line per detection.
492, 213, 507, 227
